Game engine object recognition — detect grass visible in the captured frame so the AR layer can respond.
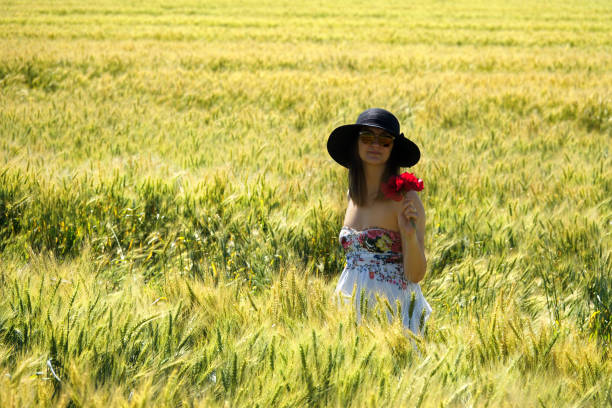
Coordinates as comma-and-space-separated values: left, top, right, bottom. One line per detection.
0, 0, 611, 406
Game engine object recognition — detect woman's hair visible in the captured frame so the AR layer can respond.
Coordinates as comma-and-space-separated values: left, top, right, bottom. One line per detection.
348, 138, 400, 206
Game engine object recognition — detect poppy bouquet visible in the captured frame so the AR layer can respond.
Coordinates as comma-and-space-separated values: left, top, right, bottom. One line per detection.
381, 172, 424, 229
381, 172, 424, 201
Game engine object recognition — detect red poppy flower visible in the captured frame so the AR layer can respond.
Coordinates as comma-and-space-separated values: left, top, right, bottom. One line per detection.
399, 172, 424, 191
381, 172, 424, 201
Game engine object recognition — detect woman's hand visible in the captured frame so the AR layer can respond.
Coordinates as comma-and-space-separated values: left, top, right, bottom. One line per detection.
397, 191, 427, 283
398, 193, 419, 238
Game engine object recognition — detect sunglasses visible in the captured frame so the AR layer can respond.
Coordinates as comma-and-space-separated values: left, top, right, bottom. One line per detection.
358, 130, 394, 147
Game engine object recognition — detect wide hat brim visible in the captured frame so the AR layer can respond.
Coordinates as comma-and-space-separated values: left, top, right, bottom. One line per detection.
327, 123, 420, 168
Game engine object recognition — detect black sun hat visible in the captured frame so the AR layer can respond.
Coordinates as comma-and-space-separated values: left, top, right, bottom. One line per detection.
327, 108, 420, 168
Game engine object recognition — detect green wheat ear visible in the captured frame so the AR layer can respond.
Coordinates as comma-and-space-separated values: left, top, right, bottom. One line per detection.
419, 308, 426, 333
408, 291, 416, 322
384, 298, 394, 321
269, 337, 276, 372
359, 287, 367, 319
396, 299, 402, 322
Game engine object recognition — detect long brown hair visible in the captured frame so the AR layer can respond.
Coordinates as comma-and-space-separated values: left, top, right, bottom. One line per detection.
348, 139, 400, 206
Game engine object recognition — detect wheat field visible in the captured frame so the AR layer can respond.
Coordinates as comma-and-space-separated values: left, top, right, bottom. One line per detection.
1, 0, 611, 406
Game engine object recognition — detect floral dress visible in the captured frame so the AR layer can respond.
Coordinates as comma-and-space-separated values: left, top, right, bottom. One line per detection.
334, 226, 432, 335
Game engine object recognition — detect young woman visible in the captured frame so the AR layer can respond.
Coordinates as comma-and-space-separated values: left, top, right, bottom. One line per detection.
327, 108, 432, 335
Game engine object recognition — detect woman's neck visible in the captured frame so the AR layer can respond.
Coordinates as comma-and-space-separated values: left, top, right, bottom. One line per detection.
363, 163, 386, 199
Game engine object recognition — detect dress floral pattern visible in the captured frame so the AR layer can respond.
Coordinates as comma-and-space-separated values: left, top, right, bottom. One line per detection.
335, 226, 432, 335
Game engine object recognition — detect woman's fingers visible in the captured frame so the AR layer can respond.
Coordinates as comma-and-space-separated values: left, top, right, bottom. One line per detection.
403, 206, 418, 220
402, 200, 417, 214
401, 197, 419, 230
403, 196, 415, 206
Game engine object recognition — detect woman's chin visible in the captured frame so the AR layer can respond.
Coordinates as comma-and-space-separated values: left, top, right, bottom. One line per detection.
362, 159, 385, 166
362, 156, 387, 166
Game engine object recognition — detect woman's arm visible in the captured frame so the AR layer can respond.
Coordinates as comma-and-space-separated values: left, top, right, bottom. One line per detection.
397, 190, 427, 283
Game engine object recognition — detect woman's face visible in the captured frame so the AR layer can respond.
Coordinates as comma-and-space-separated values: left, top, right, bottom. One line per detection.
357, 126, 394, 166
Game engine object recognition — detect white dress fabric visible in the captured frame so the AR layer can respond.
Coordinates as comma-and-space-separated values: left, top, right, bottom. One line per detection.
334, 226, 432, 335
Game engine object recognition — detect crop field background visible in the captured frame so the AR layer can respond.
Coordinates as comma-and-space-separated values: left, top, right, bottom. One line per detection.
1, 0, 611, 406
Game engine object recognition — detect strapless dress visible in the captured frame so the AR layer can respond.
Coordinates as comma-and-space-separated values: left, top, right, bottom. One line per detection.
334, 226, 432, 335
